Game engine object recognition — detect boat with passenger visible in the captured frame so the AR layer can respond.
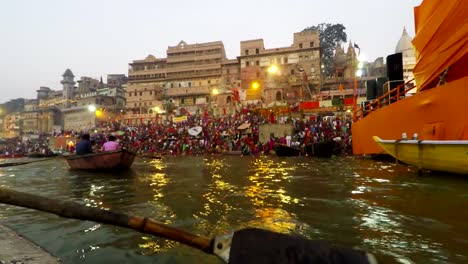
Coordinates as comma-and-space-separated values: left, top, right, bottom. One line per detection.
64, 149, 136, 170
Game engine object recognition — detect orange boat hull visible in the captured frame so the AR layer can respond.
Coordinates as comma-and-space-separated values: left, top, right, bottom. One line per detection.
352, 76, 468, 155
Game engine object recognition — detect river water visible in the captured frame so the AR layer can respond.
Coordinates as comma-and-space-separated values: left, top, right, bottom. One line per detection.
0, 156, 467, 263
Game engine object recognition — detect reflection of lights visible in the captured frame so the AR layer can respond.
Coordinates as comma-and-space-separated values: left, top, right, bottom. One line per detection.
356, 69, 363, 77
346, 109, 352, 113
358, 62, 364, 69
211, 88, 219, 95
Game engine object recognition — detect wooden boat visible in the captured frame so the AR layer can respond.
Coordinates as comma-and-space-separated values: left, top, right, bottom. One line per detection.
27, 152, 59, 158
0, 154, 25, 159
274, 144, 302, 157
373, 136, 468, 174
64, 149, 136, 170
304, 141, 336, 158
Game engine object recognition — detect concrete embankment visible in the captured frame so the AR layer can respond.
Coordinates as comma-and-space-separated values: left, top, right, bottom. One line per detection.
0, 223, 61, 263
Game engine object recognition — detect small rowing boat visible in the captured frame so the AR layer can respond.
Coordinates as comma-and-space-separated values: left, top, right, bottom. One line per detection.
64, 149, 136, 170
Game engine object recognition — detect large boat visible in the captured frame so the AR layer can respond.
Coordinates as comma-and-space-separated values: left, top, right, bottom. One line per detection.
373, 136, 468, 174
352, 0, 468, 156
64, 149, 136, 170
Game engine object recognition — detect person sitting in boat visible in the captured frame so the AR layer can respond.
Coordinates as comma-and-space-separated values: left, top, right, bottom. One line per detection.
101, 135, 120, 152
75, 134, 93, 155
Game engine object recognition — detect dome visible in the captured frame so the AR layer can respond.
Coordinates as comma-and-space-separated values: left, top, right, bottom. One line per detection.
62, 69, 74, 77
144, 54, 157, 61
395, 28, 413, 53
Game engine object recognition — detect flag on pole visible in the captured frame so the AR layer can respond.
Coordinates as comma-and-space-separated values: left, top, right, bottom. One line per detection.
339, 83, 344, 94
354, 43, 360, 56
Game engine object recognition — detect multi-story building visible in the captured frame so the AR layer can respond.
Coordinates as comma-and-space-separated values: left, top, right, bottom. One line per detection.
127, 55, 167, 115
77, 76, 102, 95
4, 113, 21, 138
127, 41, 229, 118
107, 74, 128, 88
238, 31, 321, 105
21, 99, 39, 134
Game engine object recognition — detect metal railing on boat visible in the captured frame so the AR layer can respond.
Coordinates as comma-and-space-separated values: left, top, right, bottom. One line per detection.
353, 78, 415, 122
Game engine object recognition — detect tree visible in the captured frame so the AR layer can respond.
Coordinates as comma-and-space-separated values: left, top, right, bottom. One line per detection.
303, 23, 347, 77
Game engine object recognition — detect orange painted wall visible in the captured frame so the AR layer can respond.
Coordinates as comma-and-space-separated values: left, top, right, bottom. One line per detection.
352, 76, 468, 155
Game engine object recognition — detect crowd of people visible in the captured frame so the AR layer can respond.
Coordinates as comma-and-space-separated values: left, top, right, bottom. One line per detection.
67, 111, 353, 157
1, 112, 353, 157
0, 136, 52, 156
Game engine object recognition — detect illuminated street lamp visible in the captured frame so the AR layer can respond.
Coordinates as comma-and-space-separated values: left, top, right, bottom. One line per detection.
211, 87, 219, 95
87, 105, 96, 112
267, 65, 279, 74
251, 81, 260, 90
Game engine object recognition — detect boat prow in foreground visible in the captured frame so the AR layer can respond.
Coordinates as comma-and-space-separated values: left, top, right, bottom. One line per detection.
373, 136, 468, 174
65, 149, 136, 170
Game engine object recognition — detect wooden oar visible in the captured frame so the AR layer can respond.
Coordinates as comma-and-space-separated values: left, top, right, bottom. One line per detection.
0, 156, 62, 168
0, 188, 377, 264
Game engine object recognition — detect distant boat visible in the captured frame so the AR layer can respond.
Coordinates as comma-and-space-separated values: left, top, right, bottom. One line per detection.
0, 154, 24, 159
304, 141, 336, 158
64, 149, 136, 170
373, 136, 468, 174
275, 144, 302, 157
27, 152, 59, 158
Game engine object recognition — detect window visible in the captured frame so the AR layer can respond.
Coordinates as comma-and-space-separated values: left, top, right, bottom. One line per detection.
226, 69, 230, 74
129, 93, 132, 97
170, 83, 173, 88
291, 69, 295, 75
245, 49, 249, 55
256, 72, 260, 78
283, 57, 288, 64
144, 102, 147, 106
255, 61, 260, 66
208, 80, 211, 84
255, 48, 259, 54
149, 102, 152, 105
139, 92, 142, 96
310, 42, 314, 47
246, 61, 250, 67
149, 91, 152, 95
134, 103, 137, 107
188, 82, 191, 87
178, 83, 181, 88
181, 98, 185, 104
299, 43, 303, 49
134, 92, 137, 96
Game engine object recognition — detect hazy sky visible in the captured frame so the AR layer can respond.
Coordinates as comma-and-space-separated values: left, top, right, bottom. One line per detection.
0, 0, 422, 103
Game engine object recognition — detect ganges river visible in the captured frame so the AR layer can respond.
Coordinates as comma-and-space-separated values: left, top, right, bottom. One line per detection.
0, 156, 467, 263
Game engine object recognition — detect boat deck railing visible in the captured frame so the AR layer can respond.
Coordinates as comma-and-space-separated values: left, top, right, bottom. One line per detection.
353, 78, 415, 122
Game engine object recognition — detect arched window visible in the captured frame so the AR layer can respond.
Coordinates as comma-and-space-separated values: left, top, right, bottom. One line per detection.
226, 96, 232, 104
276, 91, 282, 101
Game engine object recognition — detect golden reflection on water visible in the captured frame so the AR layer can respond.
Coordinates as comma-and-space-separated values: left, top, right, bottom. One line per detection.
84, 184, 105, 209
192, 158, 238, 233
244, 158, 305, 233
138, 158, 178, 254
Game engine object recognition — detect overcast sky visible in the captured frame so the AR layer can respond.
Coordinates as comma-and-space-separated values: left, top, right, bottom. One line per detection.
0, 0, 422, 103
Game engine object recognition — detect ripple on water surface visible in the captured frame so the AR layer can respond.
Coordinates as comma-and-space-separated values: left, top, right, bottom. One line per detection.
0, 156, 467, 263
